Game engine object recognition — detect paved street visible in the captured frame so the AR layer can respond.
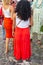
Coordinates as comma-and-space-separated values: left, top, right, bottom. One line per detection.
0, 25, 43, 65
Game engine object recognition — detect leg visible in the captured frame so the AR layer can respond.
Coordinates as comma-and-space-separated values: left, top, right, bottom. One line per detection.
5, 38, 10, 54
10, 38, 14, 50
2, 21, 5, 40
12, 38, 14, 48
2, 27, 5, 40
22, 60, 30, 65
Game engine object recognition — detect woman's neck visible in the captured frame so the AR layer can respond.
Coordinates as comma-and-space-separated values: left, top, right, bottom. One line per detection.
3, 3, 9, 10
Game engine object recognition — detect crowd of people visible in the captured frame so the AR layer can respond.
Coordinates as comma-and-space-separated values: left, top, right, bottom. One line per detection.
0, 0, 43, 65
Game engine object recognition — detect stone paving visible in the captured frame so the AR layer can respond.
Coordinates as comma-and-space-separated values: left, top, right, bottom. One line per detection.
0, 25, 43, 65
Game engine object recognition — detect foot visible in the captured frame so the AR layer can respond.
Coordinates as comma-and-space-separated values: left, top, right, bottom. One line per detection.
9, 56, 17, 62
4, 51, 8, 54
4, 49, 9, 54
23, 60, 30, 65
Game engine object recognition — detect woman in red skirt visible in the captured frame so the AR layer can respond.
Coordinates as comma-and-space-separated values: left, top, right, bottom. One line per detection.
12, 0, 33, 65
2, 0, 14, 54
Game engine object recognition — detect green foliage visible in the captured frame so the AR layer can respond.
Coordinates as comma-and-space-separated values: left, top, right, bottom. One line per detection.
40, 25, 43, 32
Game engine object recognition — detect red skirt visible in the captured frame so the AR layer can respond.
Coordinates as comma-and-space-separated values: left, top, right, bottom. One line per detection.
13, 27, 31, 60
4, 17, 13, 38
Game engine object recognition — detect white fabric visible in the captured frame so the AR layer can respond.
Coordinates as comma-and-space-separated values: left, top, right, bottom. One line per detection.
16, 16, 30, 28
31, 0, 36, 9
31, 0, 42, 9
17, 0, 20, 2
2, 8, 11, 18
28, 0, 32, 2
38, 0, 42, 5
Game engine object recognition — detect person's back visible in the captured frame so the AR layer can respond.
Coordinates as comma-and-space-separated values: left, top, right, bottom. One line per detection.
13, 1, 32, 65
16, 16, 30, 28
15, 0, 31, 28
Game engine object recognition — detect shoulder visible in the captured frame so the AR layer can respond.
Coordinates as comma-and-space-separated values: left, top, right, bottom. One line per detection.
9, 5, 14, 13
9, 5, 14, 10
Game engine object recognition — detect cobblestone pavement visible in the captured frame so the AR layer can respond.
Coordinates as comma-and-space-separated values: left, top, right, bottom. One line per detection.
0, 26, 43, 65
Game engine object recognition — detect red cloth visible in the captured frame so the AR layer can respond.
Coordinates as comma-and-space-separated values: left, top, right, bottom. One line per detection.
0, 7, 3, 25
0, 7, 2, 16
4, 17, 13, 38
13, 27, 31, 60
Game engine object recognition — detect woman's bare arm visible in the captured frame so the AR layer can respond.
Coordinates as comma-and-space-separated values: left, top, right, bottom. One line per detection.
29, 15, 33, 27
12, 13, 16, 36
10, 5, 14, 19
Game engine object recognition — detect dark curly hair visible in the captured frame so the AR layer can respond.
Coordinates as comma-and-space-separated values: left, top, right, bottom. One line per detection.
15, 0, 31, 21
